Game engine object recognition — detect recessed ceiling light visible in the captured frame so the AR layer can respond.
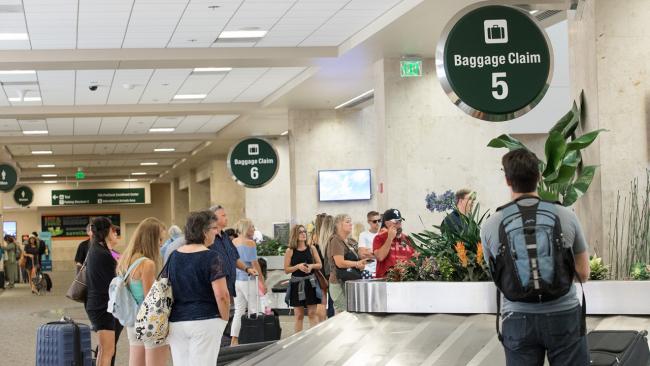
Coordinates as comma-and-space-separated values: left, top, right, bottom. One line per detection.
38, 164, 55, 168
124, 178, 138, 182
131, 172, 147, 176
23, 130, 48, 135
193, 67, 232, 73
31, 150, 52, 155
43, 180, 58, 184
281, 130, 289, 136
173, 94, 207, 100
140, 162, 159, 166
41, 174, 57, 177
0, 33, 29, 40
218, 30, 267, 39
154, 148, 176, 152
9, 97, 41, 102
149, 127, 175, 133
0, 70, 36, 75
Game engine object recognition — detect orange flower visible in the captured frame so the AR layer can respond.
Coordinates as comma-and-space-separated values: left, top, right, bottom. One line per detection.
455, 242, 468, 267
476, 242, 484, 265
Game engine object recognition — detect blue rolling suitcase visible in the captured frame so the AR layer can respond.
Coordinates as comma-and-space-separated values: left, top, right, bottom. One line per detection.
36, 318, 93, 366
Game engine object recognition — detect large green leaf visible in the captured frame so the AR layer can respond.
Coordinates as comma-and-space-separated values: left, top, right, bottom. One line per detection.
562, 165, 598, 206
542, 131, 567, 177
549, 101, 580, 139
487, 134, 527, 151
566, 129, 607, 152
545, 150, 581, 184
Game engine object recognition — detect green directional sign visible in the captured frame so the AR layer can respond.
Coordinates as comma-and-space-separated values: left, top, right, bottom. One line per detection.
13, 186, 34, 206
436, 4, 552, 121
52, 188, 145, 206
0, 163, 18, 192
227, 138, 279, 188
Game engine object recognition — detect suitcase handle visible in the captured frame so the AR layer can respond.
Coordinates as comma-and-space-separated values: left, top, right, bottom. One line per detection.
246, 275, 261, 319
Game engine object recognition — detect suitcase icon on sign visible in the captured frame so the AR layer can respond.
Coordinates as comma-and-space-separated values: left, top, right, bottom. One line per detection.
484, 19, 508, 44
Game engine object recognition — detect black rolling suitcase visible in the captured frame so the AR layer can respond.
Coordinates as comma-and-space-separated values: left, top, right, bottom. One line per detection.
0, 270, 5, 289
588, 330, 649, 366
36, 318, 93, 366
239, 277, 282, 344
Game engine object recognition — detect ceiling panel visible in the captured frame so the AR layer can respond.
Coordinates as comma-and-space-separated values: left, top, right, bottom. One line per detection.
123, 116, 157, 134
74, 117, 102, 135
51, 144, 73, 155
122, 1, 188, 48
38, 71, 75, 105
0, 119, 19, 132
46, 118, 74, 136
98, 117, 130, 135
175, 71, 227, 96
174, 115, 212, 133
174, 141, 201, 152
93, 143, 117, 155
139, 69, 192, 103
18, 119, 47, 131
203, 68, 268, 103
133, 142, 159, 154
7, 145, 30, 156
235, 67, 305, 102
77, 0, 132, 48
24, 0, 77, 49
107, 69, 154, 104
152, 116, 183, 128
75, 70, 115, 105
113, 143, 139, 154
73, 144, 95, 154
198, 114, 239, 133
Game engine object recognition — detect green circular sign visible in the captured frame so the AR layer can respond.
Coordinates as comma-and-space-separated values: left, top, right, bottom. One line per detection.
436, 4, 552, 121
0, 164, 18, 192
13, 186, 33, 206
227, 138, 279, 188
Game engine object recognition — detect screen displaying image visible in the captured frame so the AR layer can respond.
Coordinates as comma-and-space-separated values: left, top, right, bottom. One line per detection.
318, 169, 371, 202
3, 221, 17, 237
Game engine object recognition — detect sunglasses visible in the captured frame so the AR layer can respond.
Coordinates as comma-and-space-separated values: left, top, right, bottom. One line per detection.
298, 229, 307, 233
369, 219, 381, 224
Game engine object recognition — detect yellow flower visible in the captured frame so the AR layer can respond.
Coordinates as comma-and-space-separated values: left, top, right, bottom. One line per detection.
476, 242, 484, 265
455, 242, 468, 268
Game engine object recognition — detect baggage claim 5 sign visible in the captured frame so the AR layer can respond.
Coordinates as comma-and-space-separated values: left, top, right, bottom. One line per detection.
436, 4, 552, 121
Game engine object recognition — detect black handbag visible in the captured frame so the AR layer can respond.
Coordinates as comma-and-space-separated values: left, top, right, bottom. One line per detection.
335, 242, 363, 283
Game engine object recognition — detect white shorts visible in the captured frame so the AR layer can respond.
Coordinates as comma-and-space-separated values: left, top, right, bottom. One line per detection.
126, 326, 167, 349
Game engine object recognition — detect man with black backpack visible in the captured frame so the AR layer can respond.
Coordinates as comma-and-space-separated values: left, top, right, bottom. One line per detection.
481, 149, 591, 365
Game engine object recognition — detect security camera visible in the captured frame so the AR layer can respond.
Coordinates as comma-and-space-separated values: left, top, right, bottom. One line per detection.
89, 85, 98, 91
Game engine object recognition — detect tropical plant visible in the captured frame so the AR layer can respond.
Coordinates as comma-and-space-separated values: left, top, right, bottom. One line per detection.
385, 255, 441, 282
425, 190, 455, 213
589, 255, 609, 280
630, 262, 650, 280
487, 102, 605, 206
256, 235, 287, 256
410, 203, 490, 281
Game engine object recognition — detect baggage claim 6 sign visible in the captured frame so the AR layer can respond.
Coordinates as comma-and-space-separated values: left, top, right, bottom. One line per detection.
436, 4, 552, 121
228, 138, 279, 188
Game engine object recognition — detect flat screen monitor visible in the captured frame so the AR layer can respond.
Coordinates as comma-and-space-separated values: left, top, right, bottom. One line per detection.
3, 221, 16, 237
318, 169, 371, 202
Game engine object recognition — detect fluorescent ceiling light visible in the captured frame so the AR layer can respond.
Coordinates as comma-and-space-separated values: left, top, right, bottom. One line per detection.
0, 33, 29, 40
41, 174, 57, 177
131, 172, 147, 176
280, 130, 289, 136
334, 89, 375, 110
23, 130, 48, 135
0, 70, 36, 75
43, 180, 58, 184
9, 97, 41, 102
124, 178, 138, 182
173, 94, 206, 100
140, 162, 158, 166
149, 127, 175, 132
31, 150, 52, 155
38, 164, 55, 168
193, 67, 232, 72
154, 148, 176, 152
218, 30, 267, 39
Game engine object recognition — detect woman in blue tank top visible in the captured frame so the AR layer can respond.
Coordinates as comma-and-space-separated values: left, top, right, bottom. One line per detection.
229, 218, 266, 345
116, 217, 168, 366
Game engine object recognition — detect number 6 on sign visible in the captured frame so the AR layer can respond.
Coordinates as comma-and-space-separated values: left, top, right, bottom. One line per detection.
491, 72, 508, 100
250, 167, 259, 180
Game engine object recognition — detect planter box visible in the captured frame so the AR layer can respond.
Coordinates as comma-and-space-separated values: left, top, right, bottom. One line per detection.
260, 256, 284, 270
346, 280, 650, 315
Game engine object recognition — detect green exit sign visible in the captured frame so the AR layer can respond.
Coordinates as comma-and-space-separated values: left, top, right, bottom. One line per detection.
400, 60, 422, 77
75, 171, 85, 180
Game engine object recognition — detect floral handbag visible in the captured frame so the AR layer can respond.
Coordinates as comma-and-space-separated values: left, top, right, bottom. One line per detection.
134, 254, 173, 345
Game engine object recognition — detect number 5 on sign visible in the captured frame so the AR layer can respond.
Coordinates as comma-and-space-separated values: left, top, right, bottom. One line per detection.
250, 167, 259, 180
491, 72, 508, 100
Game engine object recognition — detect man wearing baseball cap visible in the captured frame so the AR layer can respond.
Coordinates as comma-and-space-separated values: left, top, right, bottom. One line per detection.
372, 208, 415, 278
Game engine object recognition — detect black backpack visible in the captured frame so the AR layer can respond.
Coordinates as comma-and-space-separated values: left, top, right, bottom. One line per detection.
489, 196, 585, 339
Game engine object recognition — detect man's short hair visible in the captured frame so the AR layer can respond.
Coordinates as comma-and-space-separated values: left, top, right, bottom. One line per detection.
455, 189, 472, 205
502, 149, 540, 193
366, 211, 380, 220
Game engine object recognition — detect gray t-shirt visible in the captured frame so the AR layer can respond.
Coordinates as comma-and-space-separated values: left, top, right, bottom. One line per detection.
480, 198, 588, 314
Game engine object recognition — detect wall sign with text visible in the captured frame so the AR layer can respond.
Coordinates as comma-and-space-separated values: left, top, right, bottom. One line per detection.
13, 186, 34, 206
227, 138, 279, 188
52, 188, 145, 205
436, 4, 553, 121
0, 163, 17, 192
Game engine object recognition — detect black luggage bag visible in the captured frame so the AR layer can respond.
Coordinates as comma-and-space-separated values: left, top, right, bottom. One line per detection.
36, 318, 93, 366
239, 277, 282, 344
0, 270, 5, 289
588, 330, 649, 366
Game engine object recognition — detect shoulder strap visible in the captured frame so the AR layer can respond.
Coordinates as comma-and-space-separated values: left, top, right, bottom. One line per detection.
124, 257, 147, 280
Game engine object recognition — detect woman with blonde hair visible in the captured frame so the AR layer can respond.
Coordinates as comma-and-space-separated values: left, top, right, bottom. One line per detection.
116, 217, 169, 366
229, 218, 266, 345
315, 215, 335, 320
284, 224, 322, 332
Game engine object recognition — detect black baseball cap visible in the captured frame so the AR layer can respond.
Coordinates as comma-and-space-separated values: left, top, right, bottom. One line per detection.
382, 208, 405, 222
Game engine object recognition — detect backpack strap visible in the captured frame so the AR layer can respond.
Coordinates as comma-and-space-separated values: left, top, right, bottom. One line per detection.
519, 203, 542, 293
496, 288, 503, 342
124, 257, 147, 281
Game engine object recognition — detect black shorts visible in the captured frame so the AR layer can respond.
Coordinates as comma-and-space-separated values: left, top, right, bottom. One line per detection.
86, 309, 119, 332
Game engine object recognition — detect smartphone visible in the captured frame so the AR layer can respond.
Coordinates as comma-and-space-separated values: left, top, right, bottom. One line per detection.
365, 259, 375, 263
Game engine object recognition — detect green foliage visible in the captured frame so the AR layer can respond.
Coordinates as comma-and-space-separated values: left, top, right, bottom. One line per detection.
487, 101, 606, 206
630, 262, 650, 280
386, 255, 441, 282
589, 256, 609, 280
256, 235, 287, 256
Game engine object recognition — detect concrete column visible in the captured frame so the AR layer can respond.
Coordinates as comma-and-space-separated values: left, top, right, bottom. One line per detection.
170, 178, 189, 227
569, 0, 650, 258
210, 159, 245, 225
188, 170, 210, 211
